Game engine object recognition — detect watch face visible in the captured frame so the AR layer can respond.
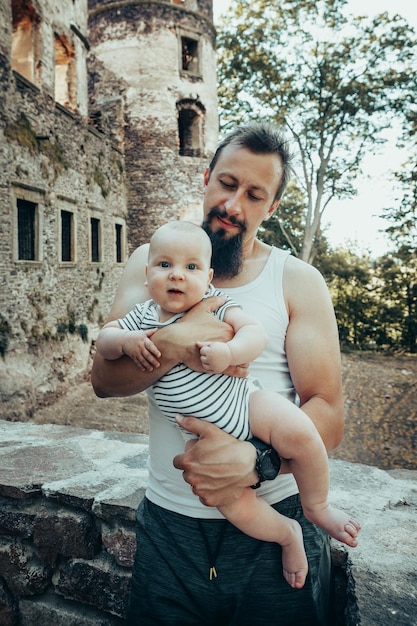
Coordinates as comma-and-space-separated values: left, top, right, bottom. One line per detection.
260, 449, 281, 480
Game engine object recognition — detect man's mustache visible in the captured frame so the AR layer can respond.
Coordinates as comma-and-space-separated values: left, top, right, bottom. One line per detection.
206, 208, 247, 231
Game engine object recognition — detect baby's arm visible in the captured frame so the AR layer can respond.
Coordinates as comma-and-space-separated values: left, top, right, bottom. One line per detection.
96, 322, 161, 371
197, 307, 268, 374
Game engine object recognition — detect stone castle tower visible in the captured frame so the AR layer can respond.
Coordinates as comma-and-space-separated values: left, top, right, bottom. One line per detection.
0, 0, 218, 418
88, 0, 218, 247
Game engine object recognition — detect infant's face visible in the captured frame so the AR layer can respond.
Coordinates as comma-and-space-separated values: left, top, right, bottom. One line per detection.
146, 232, 213, 320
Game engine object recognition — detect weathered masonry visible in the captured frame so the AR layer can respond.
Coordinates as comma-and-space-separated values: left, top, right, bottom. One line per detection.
0, 0, 218, 418
88, 0, 218, 246
2, 421, 417, 625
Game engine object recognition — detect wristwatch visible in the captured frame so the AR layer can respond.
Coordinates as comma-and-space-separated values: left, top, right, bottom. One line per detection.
249, 437, 281, 489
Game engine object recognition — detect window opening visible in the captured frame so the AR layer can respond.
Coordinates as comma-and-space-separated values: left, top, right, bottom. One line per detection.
181, 36, 199, 73
177, 100, 205, 157
11, 0, 40, 84
91, 217, 100, 262
61, 210, 73, 262
115, 223, 123, 263
55, 33, 76, 111
17, 198, 37, 260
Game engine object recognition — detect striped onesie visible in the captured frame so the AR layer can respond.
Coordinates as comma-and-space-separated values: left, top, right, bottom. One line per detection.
118, 287, 257, 441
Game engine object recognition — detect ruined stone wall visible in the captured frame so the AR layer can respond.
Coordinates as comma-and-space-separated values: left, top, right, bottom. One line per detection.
1, 0, 128, 419
1, 0, 219, 416
88, 0, 218, 249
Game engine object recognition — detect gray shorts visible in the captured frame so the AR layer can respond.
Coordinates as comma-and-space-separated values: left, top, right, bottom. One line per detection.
126, 495, 330, 625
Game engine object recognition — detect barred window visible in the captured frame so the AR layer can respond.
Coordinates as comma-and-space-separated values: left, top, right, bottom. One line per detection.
17, 199, 36, 260
115, 223, 123, 263
61, 210, 73, 262
91, 217, 100, 262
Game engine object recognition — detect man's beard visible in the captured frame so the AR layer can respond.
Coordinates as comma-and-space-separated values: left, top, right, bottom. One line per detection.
202, 208, 246, 279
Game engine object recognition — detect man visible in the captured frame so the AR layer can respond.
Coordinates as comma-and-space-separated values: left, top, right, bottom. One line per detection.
91, 122, 345, 625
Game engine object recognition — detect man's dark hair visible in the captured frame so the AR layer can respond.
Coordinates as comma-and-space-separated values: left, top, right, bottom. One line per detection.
208, 122, 294, 202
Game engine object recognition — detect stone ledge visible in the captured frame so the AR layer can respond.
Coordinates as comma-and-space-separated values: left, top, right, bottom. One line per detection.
1, 420, 416, 624
0, 420, 148, 518
329, 460, 417, 626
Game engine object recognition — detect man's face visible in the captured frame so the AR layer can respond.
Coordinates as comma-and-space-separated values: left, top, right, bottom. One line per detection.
202, 144, 283, 278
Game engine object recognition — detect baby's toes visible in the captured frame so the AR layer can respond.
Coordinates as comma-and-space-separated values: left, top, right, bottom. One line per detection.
346, 518, 361, 536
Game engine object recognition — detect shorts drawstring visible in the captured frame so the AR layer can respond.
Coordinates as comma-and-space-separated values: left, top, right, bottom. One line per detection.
197, 519, 228, 580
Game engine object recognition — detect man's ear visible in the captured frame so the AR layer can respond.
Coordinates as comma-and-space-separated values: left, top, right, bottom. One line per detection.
265, 199, 280, 221
203, 167, 210, 188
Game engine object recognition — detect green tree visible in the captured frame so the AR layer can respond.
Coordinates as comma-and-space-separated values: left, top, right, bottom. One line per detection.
317, 246, 417, 353
375, 250, 417, 353
383, 162, 417, 251
318, 247, 378, 348
217, 0, 416, 263
379, 135, 416, 351
259, 181, 306, 255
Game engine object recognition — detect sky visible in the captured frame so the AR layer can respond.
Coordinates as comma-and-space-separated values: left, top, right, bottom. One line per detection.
212, 0, 417, 257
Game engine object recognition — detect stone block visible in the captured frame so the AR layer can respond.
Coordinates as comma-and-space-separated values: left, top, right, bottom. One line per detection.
55, 557, 131, 618
102, 525, 136, 568
33, 508, 100, 566
0, 499, 37, 538
330, 460, 417, 625
92, 485, 145, 523
19, 593, 124, 625
0, 577, 19, 626
0, 539, 52, 596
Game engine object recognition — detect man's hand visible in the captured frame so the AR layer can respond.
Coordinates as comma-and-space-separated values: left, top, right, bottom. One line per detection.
173, 416, 258, 507
165, 295, 234, 371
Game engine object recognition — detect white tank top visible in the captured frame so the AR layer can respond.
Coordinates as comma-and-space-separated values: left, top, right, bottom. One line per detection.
146, 246, 298, 518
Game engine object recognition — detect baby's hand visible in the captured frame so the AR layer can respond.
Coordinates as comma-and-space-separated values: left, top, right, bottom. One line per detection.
197, 341, 232, 374
122, 328, 161, 371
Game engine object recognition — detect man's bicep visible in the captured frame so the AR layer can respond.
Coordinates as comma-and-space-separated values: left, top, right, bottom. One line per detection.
284, 263, 344, 448
287, 305, 341, 404
285, 262, 341, 400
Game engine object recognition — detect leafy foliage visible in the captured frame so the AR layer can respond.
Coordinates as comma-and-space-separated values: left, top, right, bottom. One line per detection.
383, 161, 417, 251
259, 181, 306, 255
318, 246, 417, 353
217, 0, 417, 262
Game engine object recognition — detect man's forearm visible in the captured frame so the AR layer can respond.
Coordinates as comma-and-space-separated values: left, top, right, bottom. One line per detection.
91, 318, 195, 397
91, 350, 175, 397
299, 395, 344, 452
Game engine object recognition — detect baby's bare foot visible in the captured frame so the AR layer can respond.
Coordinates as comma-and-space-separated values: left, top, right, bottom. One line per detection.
281, 519, 309, 589
307, 505, 361, 547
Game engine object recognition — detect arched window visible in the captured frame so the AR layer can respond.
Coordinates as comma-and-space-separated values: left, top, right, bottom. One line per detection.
177, 99, 206, 157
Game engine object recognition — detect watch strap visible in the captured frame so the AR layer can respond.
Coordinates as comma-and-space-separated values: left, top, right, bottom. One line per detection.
248, 437, 273, 489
